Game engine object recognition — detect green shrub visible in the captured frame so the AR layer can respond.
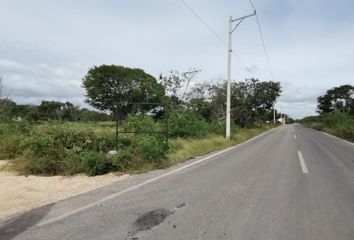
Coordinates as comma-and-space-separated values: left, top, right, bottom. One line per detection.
63, 149, 84, 175
121, 114, 168, 165
309, 122, 325, 131
301, 111, 354, 142
111, 147, 134, 171
205, 122, 224, 135
19, 133, 68, 175
169, 108, 208, 138
136, 136, 168, 162
81, 151, 113, 176
12, 123, 116, 175
0, 135, 24, 159
122, 114, 160, 132
0, 122, 33, 159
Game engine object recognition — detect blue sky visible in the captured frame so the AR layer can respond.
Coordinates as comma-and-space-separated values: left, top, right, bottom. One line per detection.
0, 0, 353, 118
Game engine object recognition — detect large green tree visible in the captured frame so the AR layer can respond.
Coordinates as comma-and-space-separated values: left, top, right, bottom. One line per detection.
207, 79, 281, 127
317, 85, 354, 115
0, 98, 17, 121
83, 65, 165, 115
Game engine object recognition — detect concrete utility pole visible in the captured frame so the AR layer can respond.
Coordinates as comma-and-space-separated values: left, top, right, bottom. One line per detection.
226, 17, 232, 139
226, 11, 256, 139
273, 103, 276, 124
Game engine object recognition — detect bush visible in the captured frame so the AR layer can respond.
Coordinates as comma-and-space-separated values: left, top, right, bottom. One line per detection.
0, 122, 33, 159
11, 123, 116, 175
81, 151, 113, 176
301, 111, 354, 142
111, 147, 134, 171
0, 135, 24, 159
169, 108, 208, 138
121, 114, 168, 165
19, 134, 69, 175
136, 136, 168, 162
122, 114, 161, 132
309, 122, 325, 131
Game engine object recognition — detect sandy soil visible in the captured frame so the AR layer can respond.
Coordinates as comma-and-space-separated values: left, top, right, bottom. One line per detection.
0, 160, 129, 220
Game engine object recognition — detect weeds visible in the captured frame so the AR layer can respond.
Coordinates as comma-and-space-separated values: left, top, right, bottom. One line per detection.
1, 118, 276, 176
301, 111, 354, 142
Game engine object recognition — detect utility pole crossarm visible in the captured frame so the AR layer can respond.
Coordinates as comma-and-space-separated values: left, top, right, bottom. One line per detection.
232, 11, 256, 22
231, 11, 256, 33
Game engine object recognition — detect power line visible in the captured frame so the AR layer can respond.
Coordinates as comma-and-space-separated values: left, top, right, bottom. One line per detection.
248, 0, 256, 11
248, 0, 275, 81
179, 0, 248, 69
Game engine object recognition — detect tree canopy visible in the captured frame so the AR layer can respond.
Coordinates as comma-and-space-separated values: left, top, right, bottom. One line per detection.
82, 65, 165, 114
317, 85, 354, 115
184, 78, 281, 127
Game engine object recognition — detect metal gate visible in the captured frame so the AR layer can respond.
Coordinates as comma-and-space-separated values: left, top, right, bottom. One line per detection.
115, 102, 169, 149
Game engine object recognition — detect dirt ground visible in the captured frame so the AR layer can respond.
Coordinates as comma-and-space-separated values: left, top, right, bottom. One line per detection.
0, 160, 129, 220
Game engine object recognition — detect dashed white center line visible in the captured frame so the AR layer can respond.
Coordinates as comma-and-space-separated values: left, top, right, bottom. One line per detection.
294, 134, 297, 139
297, 151, 309, 174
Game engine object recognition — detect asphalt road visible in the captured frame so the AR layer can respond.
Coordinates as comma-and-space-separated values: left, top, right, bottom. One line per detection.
1, 124, 354, 240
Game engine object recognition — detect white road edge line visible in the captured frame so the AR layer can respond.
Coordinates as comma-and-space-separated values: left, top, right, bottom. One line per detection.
36, 127, 278, 227
297, 150, 309, 174
321, 132, 354, 147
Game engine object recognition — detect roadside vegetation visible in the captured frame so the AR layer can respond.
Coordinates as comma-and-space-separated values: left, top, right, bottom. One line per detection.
0, 65, 281, 176
301, 85, 354, 142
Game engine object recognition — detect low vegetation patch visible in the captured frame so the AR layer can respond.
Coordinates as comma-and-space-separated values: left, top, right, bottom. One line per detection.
1, 67, 283, 176
168, 125, 274, 166
301, 111, 354, 142
0, 118, 277, 176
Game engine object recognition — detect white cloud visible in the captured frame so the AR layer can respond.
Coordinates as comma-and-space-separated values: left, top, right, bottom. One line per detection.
0, 0, 353, 117
0, 58, 87, 106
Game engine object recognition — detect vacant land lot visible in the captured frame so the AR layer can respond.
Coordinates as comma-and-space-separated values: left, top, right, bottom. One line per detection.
0, 120, 276, 219
0, 160, 128, 219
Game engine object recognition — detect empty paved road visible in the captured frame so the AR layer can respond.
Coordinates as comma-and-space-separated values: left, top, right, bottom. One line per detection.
1, 124, 354, 240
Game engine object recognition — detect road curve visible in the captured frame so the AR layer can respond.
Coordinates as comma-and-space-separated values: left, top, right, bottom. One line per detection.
1, 124, 354, 240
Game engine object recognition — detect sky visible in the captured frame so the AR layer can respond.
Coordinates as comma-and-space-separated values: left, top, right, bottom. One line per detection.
0, 0, 353, 119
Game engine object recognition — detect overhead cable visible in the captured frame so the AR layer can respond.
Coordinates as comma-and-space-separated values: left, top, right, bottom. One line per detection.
179, 0, 248, 68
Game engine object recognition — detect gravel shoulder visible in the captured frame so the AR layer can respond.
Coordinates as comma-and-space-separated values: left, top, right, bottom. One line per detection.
0, 160, 129, 220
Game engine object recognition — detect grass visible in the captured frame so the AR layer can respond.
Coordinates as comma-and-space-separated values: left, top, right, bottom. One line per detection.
0, 120, 277, 176
167, 125, 276, 166
301, 112, 354, 142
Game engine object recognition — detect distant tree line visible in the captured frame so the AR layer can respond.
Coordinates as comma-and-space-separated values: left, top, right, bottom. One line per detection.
83, 65, 282, 127
0, 64, 283, 126
0, 98, 110, 122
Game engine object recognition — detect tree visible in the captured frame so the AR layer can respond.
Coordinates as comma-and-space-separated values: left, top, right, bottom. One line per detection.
187, 98, 213, 121
0, 98, 17, 121
317, 85, 354, 115
159, 68, 201, 106
207, 79, 281, 127
159, 70, 186, 98
37, 101, 65, 121
233, 79, 281, 125
13, 104, 38, 120
83, 65, 165, 116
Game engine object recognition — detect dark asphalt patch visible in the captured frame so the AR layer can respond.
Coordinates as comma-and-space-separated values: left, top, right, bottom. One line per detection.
134, 208, 173, 232
176, 202, 186, 209
126, 208, 174, 239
